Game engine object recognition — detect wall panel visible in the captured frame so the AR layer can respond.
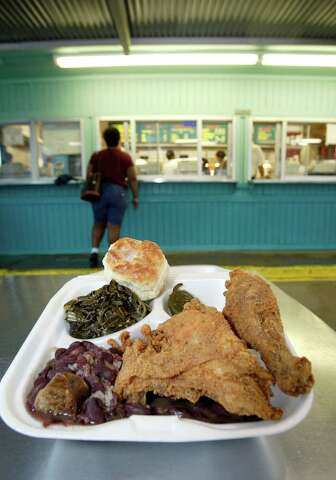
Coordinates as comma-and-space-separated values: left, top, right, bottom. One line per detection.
0, 183, 335, 254
1, 74, 336, 119
1, 71, 336, 254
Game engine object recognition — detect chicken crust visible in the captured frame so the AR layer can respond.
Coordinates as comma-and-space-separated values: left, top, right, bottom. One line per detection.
114, 299, 282, 420
223, 269, 314, 396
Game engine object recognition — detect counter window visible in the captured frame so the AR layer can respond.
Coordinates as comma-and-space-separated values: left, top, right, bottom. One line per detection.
202, 121, 232, 177
159, 121, 198, 175
135, 121, 159, 174
135, 120, 198, 176
252, 122, 282, 180
0, 124, 32, 179
285, 123, 336, 177
99, 120, 131, 151
37, 121, 82, 178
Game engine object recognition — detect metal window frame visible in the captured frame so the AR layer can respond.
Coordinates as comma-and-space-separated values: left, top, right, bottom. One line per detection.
249, 117, 284, 182
0, 118, 85, 185
0, 120, 34, 183
284, 118, 336, 182
36, 118, 85, 180
95, 115, 236, 182
250, 117, 336, 183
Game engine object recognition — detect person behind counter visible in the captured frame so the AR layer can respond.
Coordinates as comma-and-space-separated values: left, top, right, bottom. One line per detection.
0, 151, 27, 177
87, 127, 138, 267
162, 149, 178, 175
214, 150, 227, 176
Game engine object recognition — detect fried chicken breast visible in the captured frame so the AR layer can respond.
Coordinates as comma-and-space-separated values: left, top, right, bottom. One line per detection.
223, 270, 314, 396
114, 300, 282, 420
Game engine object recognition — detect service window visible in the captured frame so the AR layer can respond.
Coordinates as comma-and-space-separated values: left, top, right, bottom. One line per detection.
98, 120, 131, 151
285, 122, 336, 177
158, 120, 198, 175
135, 120, 198, 176
135, 121, 159, 174
251, 122, 282, 180
36, 121, 82, 178
0, 123, 32, 179
202, 120, 232, 177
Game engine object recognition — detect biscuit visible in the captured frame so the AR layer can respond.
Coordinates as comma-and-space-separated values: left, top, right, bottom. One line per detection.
103, 238, 169, 300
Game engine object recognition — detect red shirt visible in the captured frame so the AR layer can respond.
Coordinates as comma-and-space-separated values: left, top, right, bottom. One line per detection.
89, 148, 133, 188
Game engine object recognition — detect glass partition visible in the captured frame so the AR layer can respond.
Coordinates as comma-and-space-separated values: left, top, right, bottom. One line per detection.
135, 120, 198, 176
135, 121, 159, 174
0, 124, 32, 179
251, 122, 282, 179
36, 121, 82, 178
202, 120, 232, 177
159, 120, 198, 175
285, 122, 336, 177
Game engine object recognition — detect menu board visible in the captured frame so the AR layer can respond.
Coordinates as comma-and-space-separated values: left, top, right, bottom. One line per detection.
202, 122, 227, 144
158, 121, 197, 144
136, 122, 157, 144
254, 124, 276, 144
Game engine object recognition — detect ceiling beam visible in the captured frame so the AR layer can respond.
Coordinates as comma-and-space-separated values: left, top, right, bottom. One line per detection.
106, 0, 131, 54
131, 36, 336, 47
1, 37, 336, 54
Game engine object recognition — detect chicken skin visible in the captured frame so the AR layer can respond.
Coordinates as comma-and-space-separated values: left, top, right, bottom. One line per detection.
223, 270, 314, 396
114, 300, 282, 420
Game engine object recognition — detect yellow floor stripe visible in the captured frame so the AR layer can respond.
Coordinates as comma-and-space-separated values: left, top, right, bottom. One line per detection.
225, 265, 336, 282
0, 268, 99, 276
0, 265, 335, 281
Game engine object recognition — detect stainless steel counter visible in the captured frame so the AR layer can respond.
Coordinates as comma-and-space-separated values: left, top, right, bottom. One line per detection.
1, 275, 335, 480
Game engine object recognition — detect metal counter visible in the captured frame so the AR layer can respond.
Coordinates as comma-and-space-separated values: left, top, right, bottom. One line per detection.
1, 275, 335, 480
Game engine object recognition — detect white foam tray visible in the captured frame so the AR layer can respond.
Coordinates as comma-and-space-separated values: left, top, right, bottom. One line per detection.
0, 265, 313, 442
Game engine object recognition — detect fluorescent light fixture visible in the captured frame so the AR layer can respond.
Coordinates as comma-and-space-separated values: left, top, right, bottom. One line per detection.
262, 53, 336, 67
131, 44, 258, 53
55, 53, 258, 68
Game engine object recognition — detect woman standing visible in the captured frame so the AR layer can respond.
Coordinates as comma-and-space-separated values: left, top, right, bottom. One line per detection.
87, 127, 138, 267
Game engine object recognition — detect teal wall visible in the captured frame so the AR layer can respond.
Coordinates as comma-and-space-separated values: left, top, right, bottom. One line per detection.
0, 182, 335, 254
1, 70, 336, 254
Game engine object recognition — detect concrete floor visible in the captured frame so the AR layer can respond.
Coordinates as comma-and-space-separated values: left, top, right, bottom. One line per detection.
0, 252, 335, 332
274, 281, 336, 332
1, 250, 336, 269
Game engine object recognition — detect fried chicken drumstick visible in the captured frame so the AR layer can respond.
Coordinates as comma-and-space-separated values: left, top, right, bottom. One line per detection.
223, 270, 314, 396
114, 299, 282, 420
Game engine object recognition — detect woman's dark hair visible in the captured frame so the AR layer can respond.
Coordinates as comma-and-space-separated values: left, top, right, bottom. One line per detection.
216, 150, 225, 159
103, 127, 120, 147
166, 149, 175, 160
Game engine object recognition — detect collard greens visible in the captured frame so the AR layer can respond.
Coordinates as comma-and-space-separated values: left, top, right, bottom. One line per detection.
64, 280, 151, 338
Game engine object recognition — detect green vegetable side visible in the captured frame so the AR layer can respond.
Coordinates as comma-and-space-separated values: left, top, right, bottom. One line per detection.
64, 280, 151, 339
167, 283, 195, 315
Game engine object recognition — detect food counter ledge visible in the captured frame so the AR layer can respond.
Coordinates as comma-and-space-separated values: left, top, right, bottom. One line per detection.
0, 275, 335, 480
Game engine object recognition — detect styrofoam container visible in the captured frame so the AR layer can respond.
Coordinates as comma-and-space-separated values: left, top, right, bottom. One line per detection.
0, 265, 313, 442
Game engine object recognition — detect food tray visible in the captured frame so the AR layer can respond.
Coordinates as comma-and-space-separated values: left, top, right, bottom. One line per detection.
0, 265, 313, 442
